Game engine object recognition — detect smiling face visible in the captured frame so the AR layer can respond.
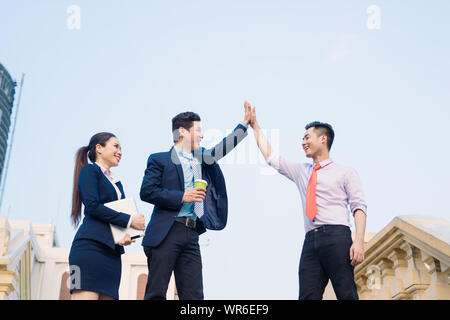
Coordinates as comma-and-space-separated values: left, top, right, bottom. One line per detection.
95, 137, 122, 168
301, 127, 328, 159
179, 121, 203, 151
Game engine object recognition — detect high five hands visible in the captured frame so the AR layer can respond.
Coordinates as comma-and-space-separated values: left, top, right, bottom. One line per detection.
243, 101, 258, 129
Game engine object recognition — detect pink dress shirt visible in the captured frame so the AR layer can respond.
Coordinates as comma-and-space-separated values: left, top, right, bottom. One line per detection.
266, 153, 367, 233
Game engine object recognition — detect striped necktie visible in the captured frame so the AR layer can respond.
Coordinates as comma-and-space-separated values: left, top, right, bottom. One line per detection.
190, 157, 204, 219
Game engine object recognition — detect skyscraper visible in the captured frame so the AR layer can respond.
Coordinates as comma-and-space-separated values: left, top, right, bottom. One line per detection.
0, 63, 16, 182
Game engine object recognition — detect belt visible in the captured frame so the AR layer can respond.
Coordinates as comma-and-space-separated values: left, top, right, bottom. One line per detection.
175, 217, 197, 229
307, 224, 350, 235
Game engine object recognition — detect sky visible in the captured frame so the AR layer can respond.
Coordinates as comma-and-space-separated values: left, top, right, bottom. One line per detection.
1, 1, 449, 299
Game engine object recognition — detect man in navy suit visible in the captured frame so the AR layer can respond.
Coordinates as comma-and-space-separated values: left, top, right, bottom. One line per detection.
140, 102, 252, 300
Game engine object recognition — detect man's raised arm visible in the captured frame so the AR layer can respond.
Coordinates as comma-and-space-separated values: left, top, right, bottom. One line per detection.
248, 102, 300, 183
248, 102, 273, 161
202, 101, 252, 162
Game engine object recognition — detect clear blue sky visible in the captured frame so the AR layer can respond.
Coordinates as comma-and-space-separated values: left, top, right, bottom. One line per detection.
1, 1, 449, 299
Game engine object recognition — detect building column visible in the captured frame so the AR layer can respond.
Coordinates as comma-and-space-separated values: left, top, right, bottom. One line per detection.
355, 275, 372, 300
421, 252, 450, 299
399, 242, 430, 299
387, 248, 411, 299
0, 216, 14, 299
377, 258, 395, 300
0, 270, 18, 299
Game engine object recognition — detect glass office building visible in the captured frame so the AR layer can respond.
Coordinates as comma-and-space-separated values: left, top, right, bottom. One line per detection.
0, 63, 16, 182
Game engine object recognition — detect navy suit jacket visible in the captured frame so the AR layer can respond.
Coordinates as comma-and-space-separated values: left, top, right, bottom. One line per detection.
73, 163, 130, 253
140, 123, 248, 248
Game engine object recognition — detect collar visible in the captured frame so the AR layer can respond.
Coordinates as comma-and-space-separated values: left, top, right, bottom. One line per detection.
313, 158, 333, 168
95, 162, 120, 183
174, 145, 194, 161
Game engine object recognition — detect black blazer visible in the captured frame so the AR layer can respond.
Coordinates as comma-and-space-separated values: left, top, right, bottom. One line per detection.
73, 163, 130, 253
140, 123, 248, 247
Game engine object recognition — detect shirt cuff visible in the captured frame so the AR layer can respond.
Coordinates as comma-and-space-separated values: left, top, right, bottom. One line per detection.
352, 207, 367, 216
126, 214, 132, 228
240, 122, 249, 129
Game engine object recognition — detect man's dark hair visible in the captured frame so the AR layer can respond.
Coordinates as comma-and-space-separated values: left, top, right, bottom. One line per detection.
305, 121, 335, 151
172, 111, 201, 142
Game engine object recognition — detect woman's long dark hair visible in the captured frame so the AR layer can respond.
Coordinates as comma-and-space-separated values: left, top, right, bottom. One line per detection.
71, 132, 116, 227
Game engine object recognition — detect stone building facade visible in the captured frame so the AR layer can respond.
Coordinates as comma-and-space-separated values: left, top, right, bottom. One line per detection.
1, 215, 448, 300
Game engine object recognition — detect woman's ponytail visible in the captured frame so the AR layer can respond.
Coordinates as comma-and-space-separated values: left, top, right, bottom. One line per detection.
71, 146, 89, 227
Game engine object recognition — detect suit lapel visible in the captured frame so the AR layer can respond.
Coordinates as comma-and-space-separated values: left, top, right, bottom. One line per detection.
93, 163, 123, 201
116, 181, 125, 199
94, 163, 123, 200
170, 146, 185, 190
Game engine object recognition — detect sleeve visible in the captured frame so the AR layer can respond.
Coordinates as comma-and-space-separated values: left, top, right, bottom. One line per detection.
266, 152, 301, 183
78, 166, 131, 227
344, 168, 367, 216
139, 154, 184, 210
207, 123, 248, 162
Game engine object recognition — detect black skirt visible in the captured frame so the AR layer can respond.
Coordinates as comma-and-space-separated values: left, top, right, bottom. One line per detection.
69, 239, 122, 299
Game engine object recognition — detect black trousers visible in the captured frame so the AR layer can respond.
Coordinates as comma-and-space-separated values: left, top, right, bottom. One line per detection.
143, 221, 203, 300
298, 225, 359, 300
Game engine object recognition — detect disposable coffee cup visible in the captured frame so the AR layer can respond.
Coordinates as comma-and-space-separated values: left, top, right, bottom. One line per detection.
194, 179, 208, 190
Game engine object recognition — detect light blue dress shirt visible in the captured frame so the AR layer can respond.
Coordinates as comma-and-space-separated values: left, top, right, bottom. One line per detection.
174, 122, 249, 221
174, 145, 198, 220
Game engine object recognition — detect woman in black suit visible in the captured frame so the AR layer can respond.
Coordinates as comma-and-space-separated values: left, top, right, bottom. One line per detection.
69, 132, 145, 300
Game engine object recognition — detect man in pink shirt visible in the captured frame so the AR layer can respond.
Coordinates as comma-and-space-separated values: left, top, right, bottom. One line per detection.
247, 102, 367, 300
